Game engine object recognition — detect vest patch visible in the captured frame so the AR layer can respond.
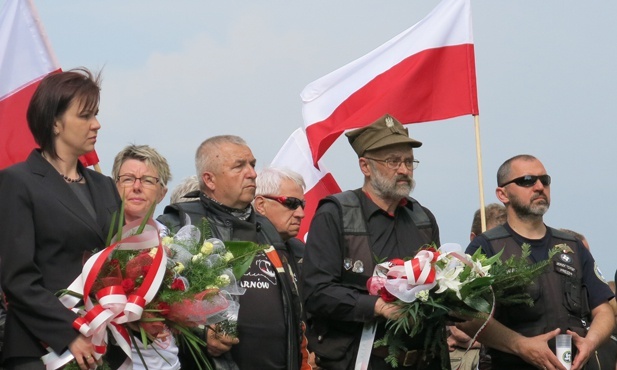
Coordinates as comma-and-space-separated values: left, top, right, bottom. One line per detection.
594, 262, 607, 283
554, 260, 576, 277
559, 254, 573, 264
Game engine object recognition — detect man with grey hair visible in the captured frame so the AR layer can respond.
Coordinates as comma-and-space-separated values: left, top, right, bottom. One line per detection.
253, 167, 306, 261
302, 114, 443, 370
461, 154, 614, 370
157, 135, 309, 370
169, 175, 199, 204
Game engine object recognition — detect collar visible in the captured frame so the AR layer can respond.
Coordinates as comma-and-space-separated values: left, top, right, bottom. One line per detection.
201, 193, 253, 221
362, 190, 409, 217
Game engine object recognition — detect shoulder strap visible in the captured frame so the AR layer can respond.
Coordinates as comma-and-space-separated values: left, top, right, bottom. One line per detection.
482, 224, 510, 240
326, 190, 368, 234
405, 197, 432, 229
164, 200, 207, 228
550, 228, 578, 242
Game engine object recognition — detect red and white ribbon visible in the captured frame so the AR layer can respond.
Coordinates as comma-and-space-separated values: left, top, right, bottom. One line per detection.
43, 219, 165, 370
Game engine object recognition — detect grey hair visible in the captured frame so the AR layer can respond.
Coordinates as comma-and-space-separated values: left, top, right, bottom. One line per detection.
111, 144, 172, 186
169, 175, 200, 204
194, 135, 248, 190
255, 167, 306, 196
496, 154, 538, 186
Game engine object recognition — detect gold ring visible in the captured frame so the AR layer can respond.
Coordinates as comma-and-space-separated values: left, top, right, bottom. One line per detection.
85, 355, 92, 360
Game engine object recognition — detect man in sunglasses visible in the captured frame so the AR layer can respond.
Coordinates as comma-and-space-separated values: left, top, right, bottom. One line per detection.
158, 135, 309, 370
302, 114, 444, 370
460, 154, 614, 370
254, 167, 307, 265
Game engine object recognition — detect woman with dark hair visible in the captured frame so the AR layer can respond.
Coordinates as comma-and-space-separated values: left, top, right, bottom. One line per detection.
0, 68, 121, 370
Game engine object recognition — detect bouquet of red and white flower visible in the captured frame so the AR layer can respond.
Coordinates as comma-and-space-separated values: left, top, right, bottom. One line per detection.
366, 242, 555, 369
50, 216, 263, 370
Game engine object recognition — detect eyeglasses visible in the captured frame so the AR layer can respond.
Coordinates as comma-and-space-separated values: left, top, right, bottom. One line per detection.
364, 157, 419, 170
116, 174, 161, 188
262, 195, 306, 210
499, 174, 551, 188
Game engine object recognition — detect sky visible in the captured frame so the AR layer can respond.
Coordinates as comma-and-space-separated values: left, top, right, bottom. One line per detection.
16, 1, 616, 279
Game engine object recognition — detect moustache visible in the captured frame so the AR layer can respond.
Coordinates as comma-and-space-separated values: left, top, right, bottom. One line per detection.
531, 194, 548, 203
395, 175, 413, 184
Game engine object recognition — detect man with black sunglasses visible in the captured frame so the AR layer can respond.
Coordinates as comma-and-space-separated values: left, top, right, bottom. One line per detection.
254, 167, 307, 265
460, 154, 614, 370
302, 114, 444, 370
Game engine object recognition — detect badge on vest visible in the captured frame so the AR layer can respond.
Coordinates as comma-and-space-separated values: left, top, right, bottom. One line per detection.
554, 256, 576, 277
559, 254, 573, 264
343, 257, 365, 273
553, 243, 574, 254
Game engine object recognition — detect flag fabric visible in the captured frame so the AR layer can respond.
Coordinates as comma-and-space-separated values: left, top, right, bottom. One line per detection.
301, 0, 479, 165
0, 0, 100, 170
0, 0, 60, 169
271, 128, 341, 242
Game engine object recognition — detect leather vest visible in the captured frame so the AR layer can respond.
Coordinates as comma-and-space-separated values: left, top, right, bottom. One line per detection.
324, 189, 435, 292
483, 225, 590, 368
159, 197, 305, 370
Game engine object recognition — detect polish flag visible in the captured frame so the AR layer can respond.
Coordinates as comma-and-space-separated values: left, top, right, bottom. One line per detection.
302, 0, 479, 165
0, 0, 100, 170
271, 128, 341, 242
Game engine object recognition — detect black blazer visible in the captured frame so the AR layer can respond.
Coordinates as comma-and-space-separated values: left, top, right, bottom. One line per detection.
0, 150, 121, 360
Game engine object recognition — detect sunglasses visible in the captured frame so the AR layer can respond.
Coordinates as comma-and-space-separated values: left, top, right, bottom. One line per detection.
262, 195, 306, 210
499, 174, 551, 188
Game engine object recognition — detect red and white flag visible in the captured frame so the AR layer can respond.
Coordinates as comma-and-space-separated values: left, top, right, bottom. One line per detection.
0, 0, 59, 169
271, 128, 341, 242
302, 0, 479, 165
0, 0, 100, 170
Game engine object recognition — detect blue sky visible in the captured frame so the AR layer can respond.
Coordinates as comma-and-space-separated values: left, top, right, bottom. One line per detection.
18, 0, 617, 279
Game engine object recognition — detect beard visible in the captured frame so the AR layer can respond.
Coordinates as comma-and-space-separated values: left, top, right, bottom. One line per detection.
509, 192, 550, 220
369, 164, 416, 201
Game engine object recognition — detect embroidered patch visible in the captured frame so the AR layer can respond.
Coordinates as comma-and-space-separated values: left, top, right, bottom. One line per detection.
554, 260, 576, 277
594, 262, 607, 283
559, 254, 573, 264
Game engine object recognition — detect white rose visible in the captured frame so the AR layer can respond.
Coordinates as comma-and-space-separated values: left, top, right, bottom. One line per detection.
192, 253, 205, 263
223, 252, 234, 263
173, 262, 185, 274
216, 274, 231, 287
201, 241, 214, 255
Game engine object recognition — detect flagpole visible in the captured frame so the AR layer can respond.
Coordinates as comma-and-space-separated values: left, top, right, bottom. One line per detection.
93, 164, 102, 173
474, 114, 487, 232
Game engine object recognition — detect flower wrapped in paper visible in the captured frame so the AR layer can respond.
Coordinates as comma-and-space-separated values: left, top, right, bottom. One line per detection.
52, 216, 264, 370
366, 243, 555, 369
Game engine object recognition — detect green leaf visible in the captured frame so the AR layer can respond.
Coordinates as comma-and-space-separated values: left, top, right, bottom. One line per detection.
224, 241, 263, 279
463, 295, 492, 313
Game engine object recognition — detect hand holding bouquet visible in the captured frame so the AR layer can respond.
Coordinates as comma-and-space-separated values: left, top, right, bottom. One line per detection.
366, 243, 556, 369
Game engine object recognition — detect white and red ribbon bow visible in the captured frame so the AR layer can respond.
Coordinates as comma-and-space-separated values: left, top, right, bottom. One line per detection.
43, 219, 164, 370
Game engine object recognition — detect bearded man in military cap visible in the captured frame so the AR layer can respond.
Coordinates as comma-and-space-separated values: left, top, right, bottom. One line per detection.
302, 114, 446, 370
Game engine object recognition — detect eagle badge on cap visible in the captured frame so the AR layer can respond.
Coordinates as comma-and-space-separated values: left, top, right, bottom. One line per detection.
385, 116, 394, 127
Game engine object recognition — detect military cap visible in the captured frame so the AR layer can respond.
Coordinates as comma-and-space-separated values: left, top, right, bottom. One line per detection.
345, 114, 422, 157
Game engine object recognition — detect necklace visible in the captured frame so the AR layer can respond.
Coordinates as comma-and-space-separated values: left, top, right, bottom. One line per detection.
61, 172, 84, 183
41, 152, 84, 183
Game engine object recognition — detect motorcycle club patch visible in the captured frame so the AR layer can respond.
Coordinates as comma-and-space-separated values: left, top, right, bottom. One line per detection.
559, 253, 573, 264
554, 256, 576, 277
